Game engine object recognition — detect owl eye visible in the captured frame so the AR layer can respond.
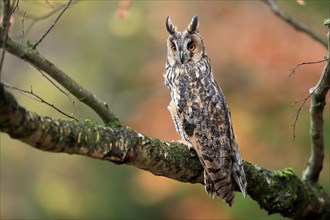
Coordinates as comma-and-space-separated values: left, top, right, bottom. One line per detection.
188, 42, 195, 51
171, 46, 176, 52
171, 44, 177, 52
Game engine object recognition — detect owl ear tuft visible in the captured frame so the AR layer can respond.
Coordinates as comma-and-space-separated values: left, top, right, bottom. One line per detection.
166, 16, 176, 35
186, 16, 199, 34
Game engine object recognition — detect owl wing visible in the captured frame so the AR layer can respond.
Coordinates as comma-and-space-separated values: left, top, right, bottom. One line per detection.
178, 75, 238, 206
213, 81, 247, 198
201, 80, 236, 206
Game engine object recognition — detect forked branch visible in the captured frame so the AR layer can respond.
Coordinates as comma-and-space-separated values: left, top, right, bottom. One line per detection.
303, 19, 330, 183
264, 0, 330, 185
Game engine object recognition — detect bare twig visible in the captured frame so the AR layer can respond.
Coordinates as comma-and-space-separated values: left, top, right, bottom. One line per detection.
0, 0, 12, 78
35, 66, 82, 121
290, 59, 329, 141
1, 81, 78, 121
291, 95, 310, 142
263, 0, 327, 48
33, 0, 73, 49
290, 59, 329, 77
21, 10, 25, 44
14, 1, 76, 40
303, 20, 330, 183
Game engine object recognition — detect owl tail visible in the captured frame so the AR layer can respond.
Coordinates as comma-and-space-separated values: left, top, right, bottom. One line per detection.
202, 149, 247, 206
203, 168, 235, 207
231, 145, 247, 198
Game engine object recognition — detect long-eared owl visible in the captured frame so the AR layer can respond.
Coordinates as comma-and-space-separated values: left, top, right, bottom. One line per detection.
164, 16, 247, 206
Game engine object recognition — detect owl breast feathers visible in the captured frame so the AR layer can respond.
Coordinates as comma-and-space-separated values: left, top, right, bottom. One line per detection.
164, 16, 247, 206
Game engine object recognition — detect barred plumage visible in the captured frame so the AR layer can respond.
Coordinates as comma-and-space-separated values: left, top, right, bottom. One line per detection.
164, 16, 247, 206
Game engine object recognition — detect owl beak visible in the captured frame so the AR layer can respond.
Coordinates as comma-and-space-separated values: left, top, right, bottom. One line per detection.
179, 51, 185, 64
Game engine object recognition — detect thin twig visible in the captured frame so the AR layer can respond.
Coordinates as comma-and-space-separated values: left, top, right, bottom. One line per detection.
291, 65, 330, 142
15, 4, 68, 41
0, 0, 12, 78
41, 73, 81, 121
291, 94, 310, 142
290, 59, 329, 141
21, 10, 25, 45
1, 81, 78, 121
263, 0, 327, 48
33, 0, 73, 49
33, 65, 82, 121
290, 59, 329, 77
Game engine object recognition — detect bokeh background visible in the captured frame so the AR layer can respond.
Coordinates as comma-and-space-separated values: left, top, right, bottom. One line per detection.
1, 0, 329, 219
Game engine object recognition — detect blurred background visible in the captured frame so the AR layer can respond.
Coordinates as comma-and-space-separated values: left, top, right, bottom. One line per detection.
1, 0, 329, 219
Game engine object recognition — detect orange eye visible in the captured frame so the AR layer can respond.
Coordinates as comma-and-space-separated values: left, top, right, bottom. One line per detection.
171, 45, 177, 52
188, 43, 195, 51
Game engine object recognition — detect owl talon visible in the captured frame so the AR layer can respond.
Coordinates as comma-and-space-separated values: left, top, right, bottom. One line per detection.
188, 144, 194, 151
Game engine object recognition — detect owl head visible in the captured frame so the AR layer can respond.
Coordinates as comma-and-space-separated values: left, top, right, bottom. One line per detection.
166, 16, 206, 67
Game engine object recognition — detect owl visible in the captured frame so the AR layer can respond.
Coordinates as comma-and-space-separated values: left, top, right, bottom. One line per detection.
164, 16, 247, 206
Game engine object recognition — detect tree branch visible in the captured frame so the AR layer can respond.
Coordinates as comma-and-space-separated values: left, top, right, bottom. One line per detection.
263, 0, 327, 48
1, 83, 330, 220
303, 19, 330, 183
0, 27, 118, 124
264, 0, 330, 185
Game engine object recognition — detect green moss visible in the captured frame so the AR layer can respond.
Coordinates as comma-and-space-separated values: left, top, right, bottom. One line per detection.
108, 118, 122, 128
249, 166, 301, 215
83, 118, 94, 126
275, 167, 295, 180
26, 40, 34, 49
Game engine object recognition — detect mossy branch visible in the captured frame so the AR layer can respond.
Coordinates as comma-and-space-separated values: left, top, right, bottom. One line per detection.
1, 85, 329, 219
